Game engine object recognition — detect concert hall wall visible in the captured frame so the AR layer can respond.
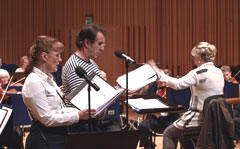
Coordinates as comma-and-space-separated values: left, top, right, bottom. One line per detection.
0, 0, 239, 85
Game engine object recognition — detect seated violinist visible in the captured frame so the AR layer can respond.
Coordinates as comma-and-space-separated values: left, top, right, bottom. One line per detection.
221, 65, 232, 82
0, 69, 11, 104
221, 65, 240, 119
0, 69, 21, 103
138, 69, 179, 149
0, 68, 23, 149
221, 65, 234, 98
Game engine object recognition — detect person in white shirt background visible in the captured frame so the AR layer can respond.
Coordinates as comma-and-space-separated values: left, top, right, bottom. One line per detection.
22, 35, 95, 149
15, 56, 29, 73
148, 42, 224, 149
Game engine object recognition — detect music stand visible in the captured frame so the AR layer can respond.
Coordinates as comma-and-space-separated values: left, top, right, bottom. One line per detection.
64, 130, 141, 149
128, 95, 186, 148
129, 94, 186, 114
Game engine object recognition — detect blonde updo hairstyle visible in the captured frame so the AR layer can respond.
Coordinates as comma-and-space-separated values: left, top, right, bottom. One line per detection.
191, 42, 217, 62
25, 35, 64, 76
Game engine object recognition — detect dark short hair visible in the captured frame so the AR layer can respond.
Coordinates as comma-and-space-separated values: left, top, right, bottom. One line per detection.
76, 23, 105, 49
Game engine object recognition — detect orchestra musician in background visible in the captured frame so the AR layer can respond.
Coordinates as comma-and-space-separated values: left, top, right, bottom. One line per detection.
15, 56, 29, 73
138, 69, 180, 149
0, 57, 18, 74
148, 42, 224, 149
22, 35, 94, 149
221, 65, 234, 98
0, 69, 18, 104
221, 65, 240, 118
0, 68, 23, 149
62, 23, 121, 132
0, 69, 10, 88
221, 65, 232, 82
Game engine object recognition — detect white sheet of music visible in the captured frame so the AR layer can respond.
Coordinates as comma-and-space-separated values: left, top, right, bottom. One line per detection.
116, 64, 157, 92
128, 98, 169, 110
70, 75, 124, 116
0, 106, 12, 135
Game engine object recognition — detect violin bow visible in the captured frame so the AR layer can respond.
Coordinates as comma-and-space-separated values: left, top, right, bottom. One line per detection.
233, 70, 240, 79
10, 77, 26, 86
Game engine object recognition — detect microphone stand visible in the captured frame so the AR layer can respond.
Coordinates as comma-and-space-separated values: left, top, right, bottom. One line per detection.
125, 61, 130, 125
87, 85, 92, 131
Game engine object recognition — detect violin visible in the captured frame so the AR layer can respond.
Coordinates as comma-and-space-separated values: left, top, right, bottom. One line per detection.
0, 75, 21, 103
230, 77, 239, 84
230, 70, 240, 84
0, 87, 19, 103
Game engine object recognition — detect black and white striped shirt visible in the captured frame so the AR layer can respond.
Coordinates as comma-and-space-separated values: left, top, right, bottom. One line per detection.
62, 54, 101, 97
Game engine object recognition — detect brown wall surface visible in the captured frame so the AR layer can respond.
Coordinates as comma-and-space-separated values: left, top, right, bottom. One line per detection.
0, 0, 239, 85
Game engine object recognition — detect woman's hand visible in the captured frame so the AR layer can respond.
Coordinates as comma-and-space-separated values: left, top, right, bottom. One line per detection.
78, 109, 96, 120
148, 59, 164, 75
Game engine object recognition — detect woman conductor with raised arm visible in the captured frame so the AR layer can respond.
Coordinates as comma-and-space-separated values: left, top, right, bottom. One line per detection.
148, 42, 224, 149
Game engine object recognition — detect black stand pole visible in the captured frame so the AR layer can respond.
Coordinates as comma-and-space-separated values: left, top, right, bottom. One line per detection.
88, 85, 92, 131
125, 61, 130, 123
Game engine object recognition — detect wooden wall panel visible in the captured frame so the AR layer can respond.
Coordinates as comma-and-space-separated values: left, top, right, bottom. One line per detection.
0, 0, 239, 85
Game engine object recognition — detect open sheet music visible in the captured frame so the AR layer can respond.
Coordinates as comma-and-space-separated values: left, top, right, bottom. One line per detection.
127, 96, 185, 114
116, 64, 157, 92
127, 98, 169, 111
0, 106, 12, 135
66, 73, 125, 116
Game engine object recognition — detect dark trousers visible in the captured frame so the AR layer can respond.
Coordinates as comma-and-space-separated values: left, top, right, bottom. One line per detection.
138, 114, 179, 148
25, 129, 65, 149
163, 125, 200, 149
25, 122, 67, 149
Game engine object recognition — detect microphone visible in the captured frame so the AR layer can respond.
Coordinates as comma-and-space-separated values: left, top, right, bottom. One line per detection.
75, 66, 100, 91
114, 50, 136, 63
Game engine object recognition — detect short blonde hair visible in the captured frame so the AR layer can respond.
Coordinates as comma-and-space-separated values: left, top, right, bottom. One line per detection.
221, 65, 231, 73
19, 56, 29, 66
191, 42, 217, 62
0, 69, 10, 79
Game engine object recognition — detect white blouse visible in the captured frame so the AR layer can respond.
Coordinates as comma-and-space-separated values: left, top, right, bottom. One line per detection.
158, 62, 224, 129
22, 67, 79, 127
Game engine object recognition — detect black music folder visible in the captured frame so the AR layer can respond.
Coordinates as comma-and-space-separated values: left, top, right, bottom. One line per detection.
64, 130, 141, 149
0, 105, 12, 135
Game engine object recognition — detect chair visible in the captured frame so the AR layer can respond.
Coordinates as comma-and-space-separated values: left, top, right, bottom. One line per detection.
179, 95, 225, 149
152, 130, 163, 147
196, 97, 235, 149
120, 114, 139, 130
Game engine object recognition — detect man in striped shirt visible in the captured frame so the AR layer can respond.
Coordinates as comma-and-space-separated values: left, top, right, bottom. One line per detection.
62, 23, 121, 132
62, 23, 105, 97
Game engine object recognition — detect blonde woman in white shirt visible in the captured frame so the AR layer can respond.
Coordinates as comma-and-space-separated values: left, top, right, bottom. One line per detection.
148, 42, 224, 149
22, 35, 95, 149
15, 56, 29, 73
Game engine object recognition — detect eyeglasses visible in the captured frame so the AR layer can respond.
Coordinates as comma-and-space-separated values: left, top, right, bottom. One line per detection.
54, 53, 61, 59
97, 42, 106, 47
43, 51, 61, 59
